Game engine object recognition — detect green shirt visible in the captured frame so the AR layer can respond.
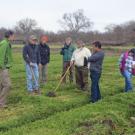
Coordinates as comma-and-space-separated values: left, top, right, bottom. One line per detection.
60, 44, 76, 62
0, 38, 13, 69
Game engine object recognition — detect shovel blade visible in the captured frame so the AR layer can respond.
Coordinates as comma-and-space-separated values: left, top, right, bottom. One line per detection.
46, 91, 56, 97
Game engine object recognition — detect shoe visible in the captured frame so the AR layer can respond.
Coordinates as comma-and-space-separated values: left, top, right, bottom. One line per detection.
0, 104, 8, 109
28, 91, 35, 96
34, 89, 41, 95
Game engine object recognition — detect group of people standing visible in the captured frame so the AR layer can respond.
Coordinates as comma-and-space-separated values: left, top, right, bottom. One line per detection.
60, 37, 105, 103
3, 30, 135, 108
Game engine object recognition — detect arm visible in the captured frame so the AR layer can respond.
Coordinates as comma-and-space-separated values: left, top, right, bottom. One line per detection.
37, 47, 41, 65
88, 53, 101, 62
0, 43, 7, 69
118, 53, 124, 66
23, 46, 31, 64
86, 49, 92, 58
48, 47, 50, 63
86, 49, 91, 68
60, 47, 65, 55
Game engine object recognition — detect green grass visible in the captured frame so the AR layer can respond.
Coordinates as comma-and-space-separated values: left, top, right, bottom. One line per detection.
0, 50, 135, 135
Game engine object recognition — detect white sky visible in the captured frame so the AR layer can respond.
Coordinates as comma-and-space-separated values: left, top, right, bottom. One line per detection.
0, 0, 135, 32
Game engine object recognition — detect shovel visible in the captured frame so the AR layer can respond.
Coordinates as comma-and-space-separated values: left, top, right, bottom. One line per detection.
46, 63, 73, 97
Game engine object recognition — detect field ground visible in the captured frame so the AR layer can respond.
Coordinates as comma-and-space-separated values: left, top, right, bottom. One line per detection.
0, 47, 135, 135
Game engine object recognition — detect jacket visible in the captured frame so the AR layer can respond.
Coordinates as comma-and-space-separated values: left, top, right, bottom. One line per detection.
88, 51, 104, 73
0, 38, 12, 69
23, 44, 41, 64
39, 43, 50, 65
71, 47, 91, 67
60, 43, 76, 62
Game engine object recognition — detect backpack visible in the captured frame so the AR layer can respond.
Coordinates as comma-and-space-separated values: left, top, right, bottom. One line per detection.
120, 51, 135, 75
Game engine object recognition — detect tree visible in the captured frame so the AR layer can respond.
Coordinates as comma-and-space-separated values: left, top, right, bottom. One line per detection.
15, 18, 37, 35
59, 9, 93, 33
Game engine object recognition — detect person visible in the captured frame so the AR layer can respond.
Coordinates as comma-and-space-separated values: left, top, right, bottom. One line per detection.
23, 35, 41, 95
0, 30, 15, 108
70, 39, 91, 91
39, 35, 50, 84
88, 41, 105, 103
60, 37, 76, 83
119, 49, 135, 92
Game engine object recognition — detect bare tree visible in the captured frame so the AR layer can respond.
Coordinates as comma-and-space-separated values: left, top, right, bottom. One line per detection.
59, 9, 93, 33
15, 18, 37, 35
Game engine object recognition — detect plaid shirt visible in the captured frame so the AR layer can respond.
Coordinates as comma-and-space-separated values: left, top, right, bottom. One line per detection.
125, 56, 133, 72
119, 53, 124, 66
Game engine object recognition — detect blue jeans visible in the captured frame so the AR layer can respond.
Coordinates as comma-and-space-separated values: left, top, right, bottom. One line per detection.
122, 70, 132, 92
90, 71, 101, 103
25, 63, 39, 92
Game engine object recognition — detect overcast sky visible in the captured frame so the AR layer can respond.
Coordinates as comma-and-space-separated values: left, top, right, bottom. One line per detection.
0, 0, 135, 32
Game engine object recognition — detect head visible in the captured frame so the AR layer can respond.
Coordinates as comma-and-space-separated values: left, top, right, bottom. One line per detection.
76, 39, 85, 48
5, 30, 15, 41
92, 41, 102, 52
129, 49, 135, 57
40, 35, 48, 45
65, 37, 72, 46
29, 35, 38, 45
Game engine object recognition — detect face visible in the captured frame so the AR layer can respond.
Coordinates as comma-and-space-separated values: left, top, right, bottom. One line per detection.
129, 52, 134, 57
65, 38, 72, 45
76, 41, 83, 48
92, 45, 98, 52
29, 39, 37, 45
9, 34, 15, 41
40, 38, 47, 44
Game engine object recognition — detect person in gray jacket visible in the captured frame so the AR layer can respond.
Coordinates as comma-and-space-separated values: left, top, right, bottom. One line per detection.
88, 41, 104, 103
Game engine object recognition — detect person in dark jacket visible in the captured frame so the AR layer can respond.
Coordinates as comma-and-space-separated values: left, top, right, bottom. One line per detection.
60, 37, 76, 83
23, 35, 41, 95
39, 35, 50, 84
88, 41, 104, 103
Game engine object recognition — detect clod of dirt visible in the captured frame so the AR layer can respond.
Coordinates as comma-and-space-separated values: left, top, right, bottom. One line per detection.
46, 91, 56, 97
102, 119, 116, 130
129, 104, 135, 109
78, 121, 93, 128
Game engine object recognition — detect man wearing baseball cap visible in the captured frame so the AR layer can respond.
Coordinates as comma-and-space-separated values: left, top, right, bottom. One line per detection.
23, 35, 41, 95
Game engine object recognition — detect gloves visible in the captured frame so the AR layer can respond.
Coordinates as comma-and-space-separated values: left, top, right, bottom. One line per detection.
30, 62, 35, 67
84, 57, 88, 67
60, 47, 65, 55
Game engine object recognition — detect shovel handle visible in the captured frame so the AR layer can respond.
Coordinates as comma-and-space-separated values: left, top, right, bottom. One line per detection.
54, 63, 73, 92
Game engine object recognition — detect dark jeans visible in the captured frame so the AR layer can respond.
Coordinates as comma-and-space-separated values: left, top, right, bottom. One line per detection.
90, 71, 101, 103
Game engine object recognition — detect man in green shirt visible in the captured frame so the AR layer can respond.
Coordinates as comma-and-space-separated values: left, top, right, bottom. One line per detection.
60, 37, 76, 83
0, 30, 14, 108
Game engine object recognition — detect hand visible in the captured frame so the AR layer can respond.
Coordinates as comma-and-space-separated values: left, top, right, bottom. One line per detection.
62, 47, 65, 50
30, 62, 35, 67
70, 61, 74, 66
132, 64, 135, 69
39, 64, 42, 69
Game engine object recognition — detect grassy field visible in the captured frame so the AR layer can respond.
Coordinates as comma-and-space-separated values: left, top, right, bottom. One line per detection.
0, 48, 135, 135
